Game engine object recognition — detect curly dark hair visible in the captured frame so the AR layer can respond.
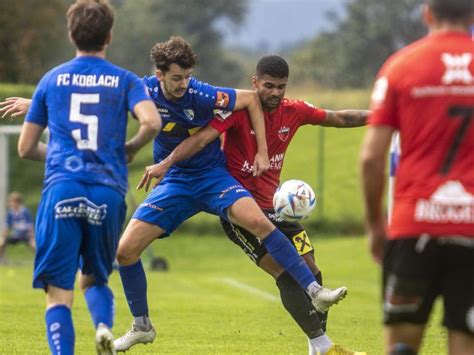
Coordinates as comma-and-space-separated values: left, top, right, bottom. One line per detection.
256, 55, 289, 79
67, 0, 114, 52
150, 36, 198, 72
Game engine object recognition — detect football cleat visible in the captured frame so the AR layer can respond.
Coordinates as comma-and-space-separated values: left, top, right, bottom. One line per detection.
321, 343, 367, 355
114, 323, 156, 352
95, 323, 116, 355
311, 286, 348, 313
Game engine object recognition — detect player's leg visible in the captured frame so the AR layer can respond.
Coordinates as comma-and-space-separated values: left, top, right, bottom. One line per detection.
383, 237, 438, 354
115, 176, 198, 352
441, 238, 474, 355
33, 182, 88, 354
221, 217, 346, 353
80, 185, 127, 355
226, 197, 347, 313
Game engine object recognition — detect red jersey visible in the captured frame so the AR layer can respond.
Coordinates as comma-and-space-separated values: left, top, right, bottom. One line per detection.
210, 99, 326, 209
369, 31, 474, 238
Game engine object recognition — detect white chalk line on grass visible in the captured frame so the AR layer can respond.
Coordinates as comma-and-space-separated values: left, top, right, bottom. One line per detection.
219, 277, 279, 302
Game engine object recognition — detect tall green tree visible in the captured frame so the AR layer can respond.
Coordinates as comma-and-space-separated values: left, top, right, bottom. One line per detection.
291, 0, 426, 88
0, 0, 70, 83
110, 0, 248, 86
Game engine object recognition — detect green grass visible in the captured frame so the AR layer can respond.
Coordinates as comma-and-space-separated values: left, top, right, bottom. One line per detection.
0, 234, 446, 354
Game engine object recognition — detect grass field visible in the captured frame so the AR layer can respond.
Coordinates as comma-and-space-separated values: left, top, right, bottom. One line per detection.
0, 234, 446, 354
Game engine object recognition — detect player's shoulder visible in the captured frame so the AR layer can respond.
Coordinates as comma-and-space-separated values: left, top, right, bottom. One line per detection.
280, 98, 316, 112
379, 36, 432, 76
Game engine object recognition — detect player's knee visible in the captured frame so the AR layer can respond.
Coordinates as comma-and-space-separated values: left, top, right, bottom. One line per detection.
244, 215, 273, 238
116, 246, 139, 266
389, 343, 418, 355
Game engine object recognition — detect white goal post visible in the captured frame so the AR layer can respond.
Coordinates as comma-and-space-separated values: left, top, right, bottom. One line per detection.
0, 125, 23, 230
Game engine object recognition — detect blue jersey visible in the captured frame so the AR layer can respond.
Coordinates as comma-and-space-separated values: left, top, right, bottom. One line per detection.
26, 56, 151, 195
144, 76, 236, 173
7, 207, 33, 237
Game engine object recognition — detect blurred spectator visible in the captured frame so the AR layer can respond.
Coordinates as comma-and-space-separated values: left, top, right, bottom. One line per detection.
0, 192, 35, 262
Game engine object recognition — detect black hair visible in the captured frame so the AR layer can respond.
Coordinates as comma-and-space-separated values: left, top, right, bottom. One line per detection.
256, 55, 289, 79
426, 0, 473, 22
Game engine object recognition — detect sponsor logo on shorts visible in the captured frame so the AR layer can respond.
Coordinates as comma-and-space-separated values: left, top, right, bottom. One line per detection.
384, 274, 422, 314
414, 180, 474, 224
292, 231, 313, 255
219, 184, 247, 198
140, 202, 164, 212
55, 197, 107, 225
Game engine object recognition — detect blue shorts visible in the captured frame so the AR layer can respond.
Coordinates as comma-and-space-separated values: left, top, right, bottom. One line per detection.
33, 182, 126, 290
133, 167, 253, 236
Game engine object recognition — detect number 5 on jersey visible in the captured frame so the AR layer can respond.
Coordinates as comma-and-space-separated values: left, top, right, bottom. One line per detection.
70, 93, 99, 151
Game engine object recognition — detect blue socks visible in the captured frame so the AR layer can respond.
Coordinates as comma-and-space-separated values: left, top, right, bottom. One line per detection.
119, 260, 149, 317
45, 305, 75, 355
263, 228, 316, 290
85, 285, 114, 329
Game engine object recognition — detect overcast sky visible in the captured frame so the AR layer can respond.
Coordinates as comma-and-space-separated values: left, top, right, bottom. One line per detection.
218, 0, 346, 50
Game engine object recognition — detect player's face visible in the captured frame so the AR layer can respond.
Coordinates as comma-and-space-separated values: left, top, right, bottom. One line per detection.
253, 75, 287, 111
157, 64, 193, 101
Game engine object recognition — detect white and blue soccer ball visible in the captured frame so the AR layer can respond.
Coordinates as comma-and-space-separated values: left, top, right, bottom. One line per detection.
273, 179, 316, 222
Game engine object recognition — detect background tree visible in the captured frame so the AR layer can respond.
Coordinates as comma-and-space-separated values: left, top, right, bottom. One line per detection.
0, 0, 69, 83
109, 0, 248, 86
291, 0, 426, 88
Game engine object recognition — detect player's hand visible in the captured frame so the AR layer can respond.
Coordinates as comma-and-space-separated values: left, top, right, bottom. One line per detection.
366, 222, 386, 265
253, 151, 270, 177
137, 162, 171, 192
0, 97, 31, 119
125, 141, 137, 163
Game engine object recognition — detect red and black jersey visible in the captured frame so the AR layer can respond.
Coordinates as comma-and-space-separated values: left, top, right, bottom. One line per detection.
369, 31, 474, 238
210, 98, 326, 209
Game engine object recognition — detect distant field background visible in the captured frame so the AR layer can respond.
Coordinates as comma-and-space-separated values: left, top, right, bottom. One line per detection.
0, 84, 446, 354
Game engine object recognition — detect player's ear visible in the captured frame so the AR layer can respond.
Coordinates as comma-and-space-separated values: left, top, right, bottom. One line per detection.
421, 4, 434, 29
156, 70, 164, 80
251, 76, 258, 89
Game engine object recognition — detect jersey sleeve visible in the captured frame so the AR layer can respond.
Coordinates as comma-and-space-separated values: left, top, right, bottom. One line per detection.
209, 110, 243, 134
126, 72, 152, 114
368, 62, 399, 128
190, 78, 237, 112
296, 100, 327, 125
25, 73, 51, 127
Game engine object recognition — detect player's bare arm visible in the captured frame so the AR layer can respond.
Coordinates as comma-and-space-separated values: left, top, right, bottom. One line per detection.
234, 89, 270, 175
18, 122, 47, 161
320, 109, 369, 128
137, 125, 220, 191
359, 125, 394, 264
0, 97, 32, 118
125, 100, 162, 163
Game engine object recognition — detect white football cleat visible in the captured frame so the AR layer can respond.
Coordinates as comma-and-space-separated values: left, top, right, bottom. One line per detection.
95, 323, 116, 355
311, 286, 348, 313
114, 323, 156, 352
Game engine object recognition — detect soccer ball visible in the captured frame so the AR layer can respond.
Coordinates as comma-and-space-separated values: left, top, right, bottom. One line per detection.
273, 180, 316, 222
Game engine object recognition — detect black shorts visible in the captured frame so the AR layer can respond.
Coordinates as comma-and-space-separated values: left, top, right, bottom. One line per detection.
220, 208, 314, 265
383, 235, 474, 335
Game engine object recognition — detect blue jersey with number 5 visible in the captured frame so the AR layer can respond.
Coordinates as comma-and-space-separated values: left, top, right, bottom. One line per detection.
25, 56, 151, 195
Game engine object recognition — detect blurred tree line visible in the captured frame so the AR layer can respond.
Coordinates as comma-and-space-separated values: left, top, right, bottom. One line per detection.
0, 0, 427, 89
290, 0, 426, 88
0, 0, 247, 86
